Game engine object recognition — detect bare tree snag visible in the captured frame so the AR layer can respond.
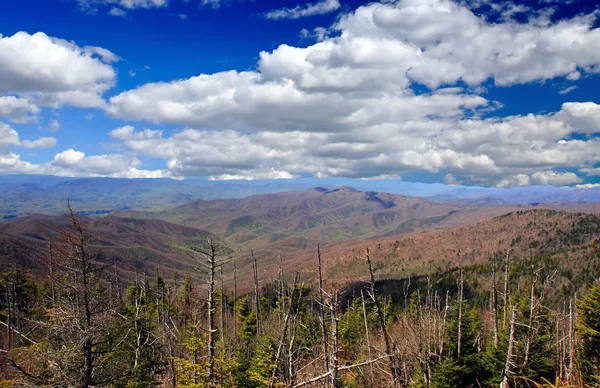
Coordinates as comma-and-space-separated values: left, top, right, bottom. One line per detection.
317, 244, 330, 375
491, 254, 499, 348
457, 268, 464, 359
252, 250, 261, 337
502, 250, 511, 329
501, 304, 518, 388
366, 248, 399, 387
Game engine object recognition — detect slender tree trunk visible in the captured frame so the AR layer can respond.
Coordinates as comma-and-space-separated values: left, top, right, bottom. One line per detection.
252, 250, 261, 336
439, 290, 449, 359
457, 268, 464, 359
361, 290, 374, 385
502, 250, 510, 329
220, 267, 225, 348
501, 304, 518, 388
270, 273, 300, 388
317, 244, 330, 375
206, 242, 217, 386
491, 255, 499, 348
233, 260, 237, 335
366, 248, 399, 387
331, 290, 340, 388
524, 269, 539, 366
568, 297, 575, 377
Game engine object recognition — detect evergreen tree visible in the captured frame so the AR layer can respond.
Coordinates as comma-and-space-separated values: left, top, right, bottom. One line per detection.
577, 281, 600, 385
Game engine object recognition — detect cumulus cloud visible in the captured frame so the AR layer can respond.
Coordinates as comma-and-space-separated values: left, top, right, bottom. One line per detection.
531, 170, 582, 186
0, 32, 116, 108
19, 137, 57, 149
0, 96, 39, 123
0, 146, 168, 178
105, 0, 600, 186
0, 122, 57, 152
0, 123, 21, 154
5, 0, 600, 185
265, 0, 341, 20
560, 102, 600, 134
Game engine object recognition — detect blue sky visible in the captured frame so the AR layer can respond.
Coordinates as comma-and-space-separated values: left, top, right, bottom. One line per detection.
1, 0, 600, 187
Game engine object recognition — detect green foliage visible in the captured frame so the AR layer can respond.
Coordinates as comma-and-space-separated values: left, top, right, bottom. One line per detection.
174, 326, 210, 388
248, 335, 278, 387
577, 281, 600, 385
430, 301, 482, 388
339, 297, 378, 357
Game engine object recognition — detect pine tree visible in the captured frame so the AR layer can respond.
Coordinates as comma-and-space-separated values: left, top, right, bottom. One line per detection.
577, 281, 600, 385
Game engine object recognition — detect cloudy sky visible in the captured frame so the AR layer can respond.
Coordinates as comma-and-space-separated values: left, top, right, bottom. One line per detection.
1, 0, 600, 187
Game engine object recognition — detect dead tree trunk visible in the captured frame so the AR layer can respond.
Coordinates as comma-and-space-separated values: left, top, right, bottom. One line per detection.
524, 268, 540, 367
361, 289, 374, 384
491, 255, 499, 348
317, 244, 330, 375
233, 260, 237, 335
457, 268, 464, 359
502, 250, 511, 329
331, 290, 340, 388
366, 248, 399, 387
501, 304, 518, 388
252, 250, 261, 337
270, 272, 300, 388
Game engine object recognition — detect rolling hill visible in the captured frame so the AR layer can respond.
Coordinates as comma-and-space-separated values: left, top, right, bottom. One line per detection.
115, 187, 525, 249
0, 214, 220, 280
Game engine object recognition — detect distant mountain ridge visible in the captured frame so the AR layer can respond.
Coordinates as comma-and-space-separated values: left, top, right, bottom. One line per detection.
1, 175, 600, 220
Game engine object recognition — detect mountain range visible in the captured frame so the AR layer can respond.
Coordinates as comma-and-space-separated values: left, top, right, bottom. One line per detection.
1, 175, 600, 220
2, 177, 600, 290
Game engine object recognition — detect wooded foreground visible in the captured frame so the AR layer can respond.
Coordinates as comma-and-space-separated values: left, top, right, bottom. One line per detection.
1, 205, 600, 387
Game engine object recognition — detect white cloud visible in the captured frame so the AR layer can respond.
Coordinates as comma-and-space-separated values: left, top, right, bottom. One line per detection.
200, 0, 223, 9
19, 137, 57, 149
0, 122, 56, 152
78, 0, 167, 12
265, 0, 341, 20
0, 123, 20, 154
560, 102, 600, 134
531, 170, 582, 186
444, 173, 459, 185
4, 0, 600, 186
0, 96, 39, 123
51, 149, 85, 167
559, 85, 578, 95
49, 119, 61, 132
0, 149, 168, 178
580, 167, 600, 177
102, 1, 600, 184
108, 7, 127, 16
42, 148, 168, 177
0, 32, 116, 108
575, 183, 600, 189
83, 46, 120, 63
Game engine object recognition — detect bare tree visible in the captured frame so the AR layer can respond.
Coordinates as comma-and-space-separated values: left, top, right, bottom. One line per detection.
317, 244, 330, 375
491, 254, 499, 348
501, 304, 519, 388
366, 248, 400, 387
189, 236, 230, 386
251, 250, 261, 337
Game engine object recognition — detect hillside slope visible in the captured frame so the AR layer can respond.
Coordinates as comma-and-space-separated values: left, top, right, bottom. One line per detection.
0, 214, 219, 279
312, 209, 600, 285
117, 187, 526, 250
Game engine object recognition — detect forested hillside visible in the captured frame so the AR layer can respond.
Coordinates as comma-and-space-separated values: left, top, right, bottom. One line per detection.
2, 206, 600, 387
